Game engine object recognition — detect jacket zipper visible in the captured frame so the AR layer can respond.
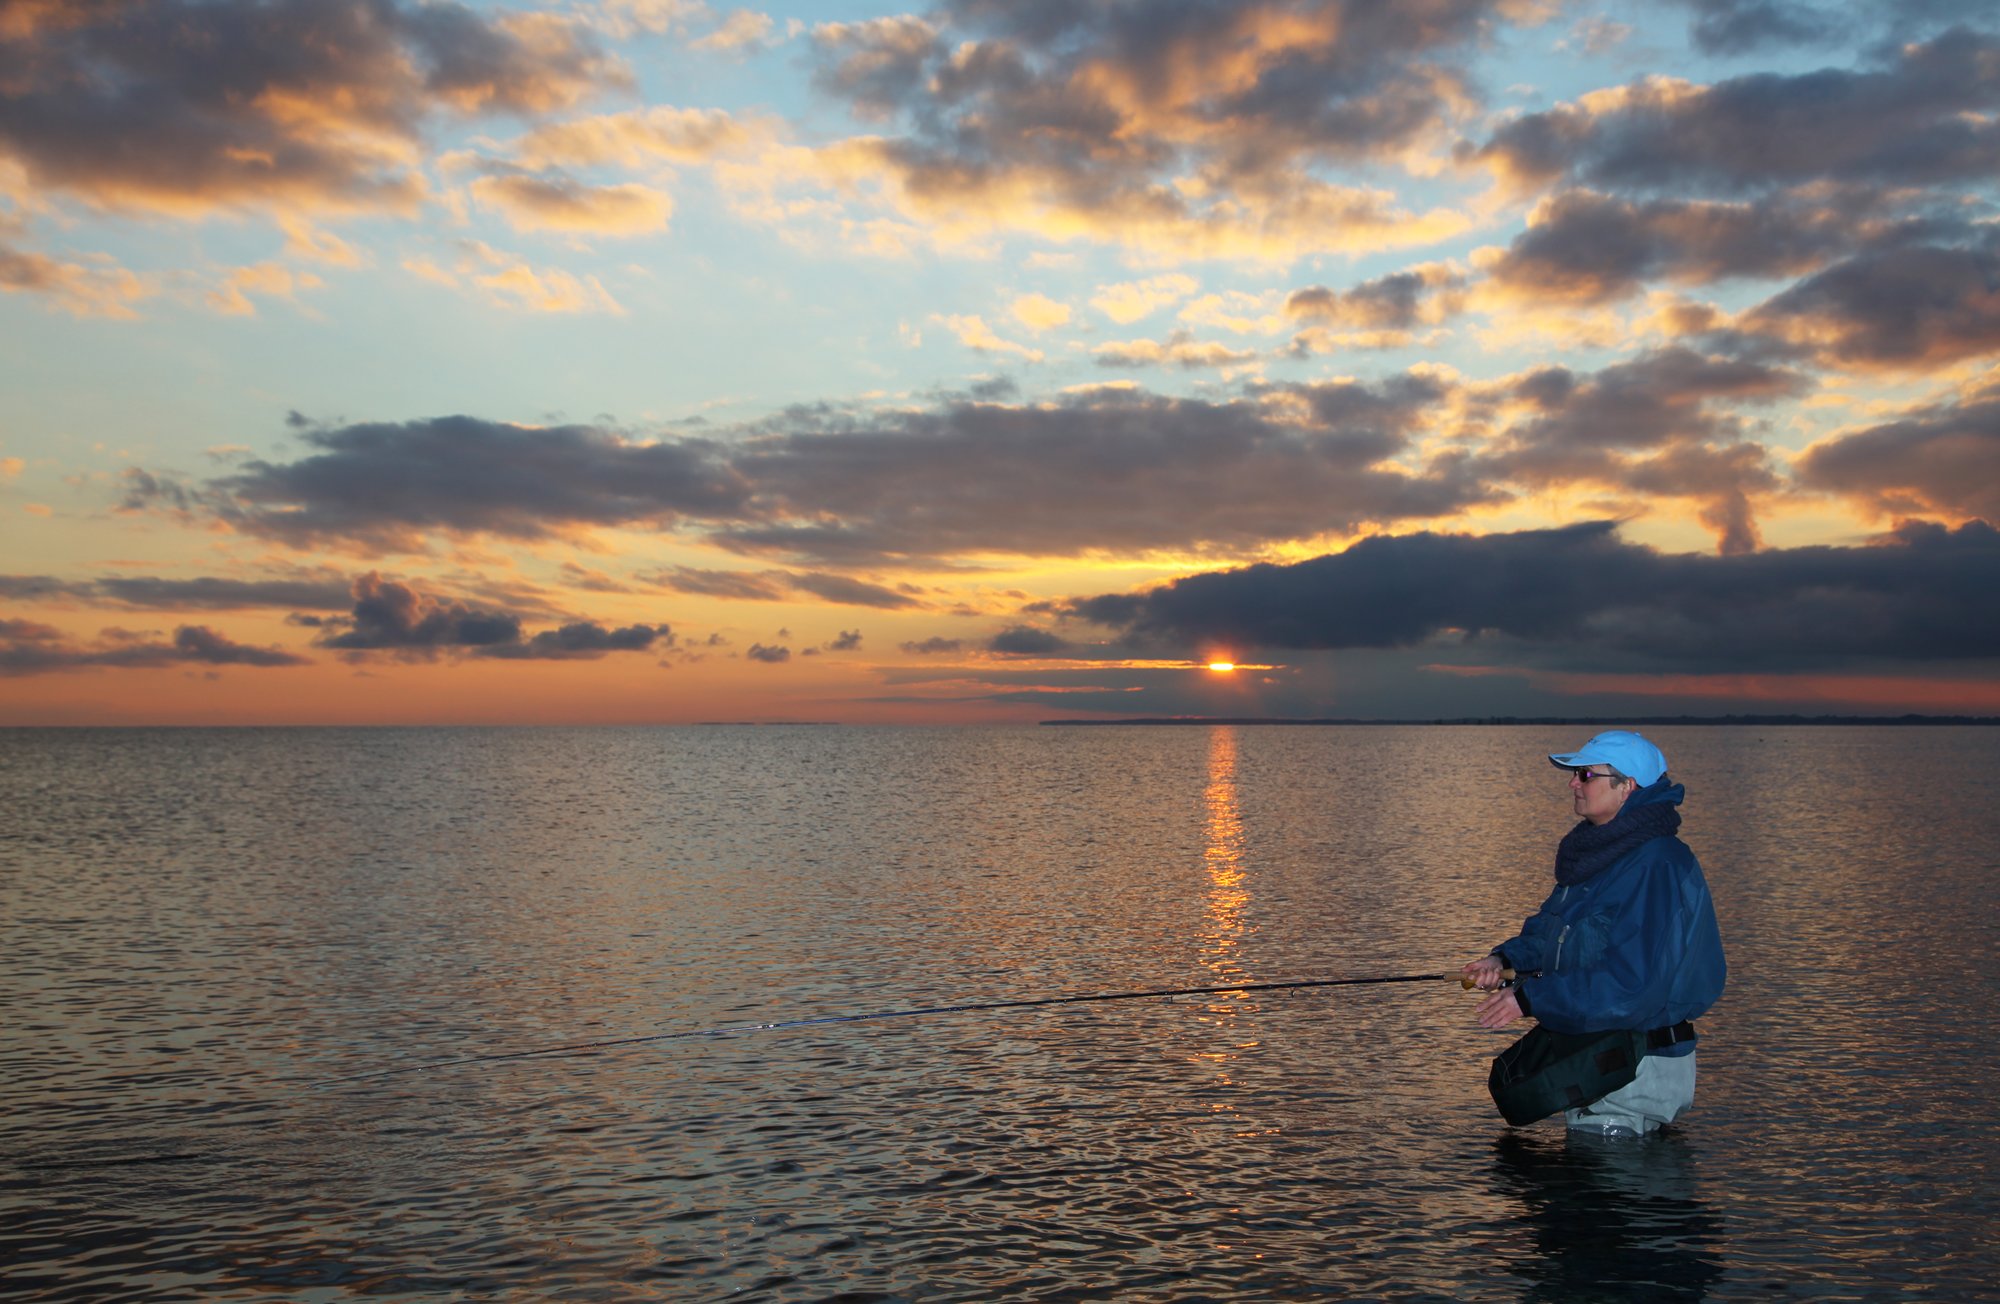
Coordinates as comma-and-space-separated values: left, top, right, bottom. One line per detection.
1554, 924, 1570, 972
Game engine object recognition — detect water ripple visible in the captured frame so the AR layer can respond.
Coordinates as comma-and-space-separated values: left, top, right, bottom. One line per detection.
4, 724, 1997, 1300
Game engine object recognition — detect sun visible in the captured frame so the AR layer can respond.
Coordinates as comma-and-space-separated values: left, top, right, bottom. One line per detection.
1206, 660, 1237, 673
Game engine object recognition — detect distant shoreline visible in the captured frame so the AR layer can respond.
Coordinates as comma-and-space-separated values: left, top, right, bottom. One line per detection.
1041, 714, 2000, 727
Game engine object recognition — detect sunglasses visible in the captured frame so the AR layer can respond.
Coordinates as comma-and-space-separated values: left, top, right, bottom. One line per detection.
1567, 768, 1619, 784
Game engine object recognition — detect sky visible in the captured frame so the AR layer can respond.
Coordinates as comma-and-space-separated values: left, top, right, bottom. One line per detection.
4, 0, 2000, 725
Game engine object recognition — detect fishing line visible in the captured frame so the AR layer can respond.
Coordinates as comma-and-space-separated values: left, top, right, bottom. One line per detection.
319, 970, 1485, 1086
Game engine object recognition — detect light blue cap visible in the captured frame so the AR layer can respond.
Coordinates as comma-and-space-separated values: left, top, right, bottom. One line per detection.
1548, 730, 1667, 786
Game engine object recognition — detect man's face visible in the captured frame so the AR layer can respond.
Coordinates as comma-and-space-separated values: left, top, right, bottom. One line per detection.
1567, 766, 1632, 826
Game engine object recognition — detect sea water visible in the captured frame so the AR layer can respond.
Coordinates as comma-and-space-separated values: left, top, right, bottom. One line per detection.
3, 724, 1997, 1300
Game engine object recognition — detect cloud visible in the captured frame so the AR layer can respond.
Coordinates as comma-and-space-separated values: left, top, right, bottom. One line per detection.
1483, 347, 1807, 451
506, 106, 778, 171
403, 240, 625, 313
900, 636, 964, 654
1179, 291, 1285, 336
0, 573, 353, 610
807, 16, 942, 120
1795, 384, 2000, 522
0, 241, 148, 317
0, 574, 82, 600
1092, 275, 1199, 325
1741, 240, 2000, 371
279, 217, 367, 267
645, 566, 921, 607
745, 641, 790, 662
693, 9, 775, 53
787, 573, 922, 609
1560, 15, 1634, 55
131, 378, 1471, 565
1463, 347, 1806, 554
934, 314, 1044, 361
1011, 292, 1072, 331
165, 624, 314, 666
1286, 262, 1467, 351
122, 349, 1827, 568
1668, 0, 1845, 54
647, 566, 789, 600
0, 0, 622, 220
318, 572, 522, 654
1069, 518, 2000, 670
826, 628, 862, 651
480, 620, 673, 659
1479, 190, 1847, 306
314, 572, 669, 661
797, 2, 1505, 260
205, 261, 325, 317
466, 173, 674, 236
0, 620, 309, 675
130, 415, 748, 550
593, 0, 709, 39
1093, 332, 1261, 370
713, 376, 1483, 563
559, 561, 634, 593
989, 625, 1069, 656
1473, 29, 2000, 197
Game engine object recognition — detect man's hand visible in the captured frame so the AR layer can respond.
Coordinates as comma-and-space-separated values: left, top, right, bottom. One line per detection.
1475, 988, 1524, 1029
1461, 955, 1508, 990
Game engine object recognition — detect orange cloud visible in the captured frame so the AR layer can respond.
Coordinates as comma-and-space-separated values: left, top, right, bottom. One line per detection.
279, 218, 368, 267
1093, 333, 1262, 371
0, 242, 149, 318
405, 241, 624, 314
508, 106, 778, 171
1179, 291, 1286, 336
1011, 293, 1073, 332
205, 262, 326, 316
693, 10, 775, 53
934, 314, 1044, 362
1092, 275, 1200, 325
467, 174, 674, 236
593, 0, 709, 39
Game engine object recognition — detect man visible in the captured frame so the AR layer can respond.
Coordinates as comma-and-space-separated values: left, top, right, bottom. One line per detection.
1462, 730, 1726, 1135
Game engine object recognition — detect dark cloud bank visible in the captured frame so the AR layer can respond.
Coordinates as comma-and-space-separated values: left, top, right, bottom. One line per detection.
1069, 519, 2000, 672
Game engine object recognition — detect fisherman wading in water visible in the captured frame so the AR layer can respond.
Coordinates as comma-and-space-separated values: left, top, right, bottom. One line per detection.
1463, 731, 1726, 1136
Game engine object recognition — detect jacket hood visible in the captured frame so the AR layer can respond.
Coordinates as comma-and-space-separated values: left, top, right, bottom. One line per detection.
1624, 778, 1685, 811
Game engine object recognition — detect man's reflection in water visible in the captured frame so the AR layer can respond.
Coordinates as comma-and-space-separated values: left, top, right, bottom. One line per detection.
1491, 1129, 1726, 1302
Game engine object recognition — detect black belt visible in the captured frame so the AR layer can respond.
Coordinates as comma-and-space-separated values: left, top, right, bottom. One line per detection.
1646, 1020, 1696, 1050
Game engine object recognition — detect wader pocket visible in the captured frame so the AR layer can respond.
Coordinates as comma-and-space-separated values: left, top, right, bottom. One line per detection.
1487, 1024, 1645, 1126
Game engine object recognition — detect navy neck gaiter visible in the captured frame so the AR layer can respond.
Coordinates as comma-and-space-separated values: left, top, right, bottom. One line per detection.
1554, 782, 1684, 886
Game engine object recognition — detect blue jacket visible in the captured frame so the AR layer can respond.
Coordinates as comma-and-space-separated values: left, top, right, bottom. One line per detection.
1494, 781, 1726, 1054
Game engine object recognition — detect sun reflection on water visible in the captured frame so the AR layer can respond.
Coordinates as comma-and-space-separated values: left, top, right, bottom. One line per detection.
1188, 726, 1263, 1096
1201, 727, 1252, 985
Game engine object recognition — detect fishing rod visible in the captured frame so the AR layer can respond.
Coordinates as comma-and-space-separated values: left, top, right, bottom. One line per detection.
320, 968, 1511, 1086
